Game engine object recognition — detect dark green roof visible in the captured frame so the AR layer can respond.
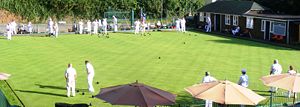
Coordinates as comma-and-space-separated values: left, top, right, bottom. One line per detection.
198, 0, 268, 15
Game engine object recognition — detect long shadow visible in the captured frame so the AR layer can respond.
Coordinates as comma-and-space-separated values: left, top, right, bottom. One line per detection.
35, 84, 89, 92
188, 30, 294, 50
174, 91, 205, 106
15, 89, 66, 97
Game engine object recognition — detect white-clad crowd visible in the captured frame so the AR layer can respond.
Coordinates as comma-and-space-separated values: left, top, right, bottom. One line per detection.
175, 18, 187, 33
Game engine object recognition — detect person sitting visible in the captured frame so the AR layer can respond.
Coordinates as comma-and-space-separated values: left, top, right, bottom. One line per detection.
232, 26, 240, 36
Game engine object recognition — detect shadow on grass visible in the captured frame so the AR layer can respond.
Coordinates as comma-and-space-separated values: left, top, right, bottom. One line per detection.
15, 89, 66, 97
188, 30, 292, 50
35, 84, 89, 92
173, 91, 205, 106
207, 39, 290, 50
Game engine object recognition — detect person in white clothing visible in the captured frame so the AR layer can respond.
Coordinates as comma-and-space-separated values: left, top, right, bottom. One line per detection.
205, 17, 211, 32
176, 19, 181, 32
141, 22, 147, 35
181, 18, 186, 32
202, 72, 217, 107
48, 18, 54, 36
102, 18, 108, 35
92, 20, 98, 34
269, 59, 282, 92
112, 16, 118, 32
86, 20, 92, 34
11, 20, 17, 34
287, 65, 297, 98
232, 26, 240, 36
53, 22, 59, 38
238, 69, 248, 107
6, 23, 12, 40
134, 20, 141, 34
65, 63, 77, 97
238, 69, 249, 88
27, 22, 33, 34
98, 19, 102, 33
85, 60, 95, 93
78, 20, 84, 34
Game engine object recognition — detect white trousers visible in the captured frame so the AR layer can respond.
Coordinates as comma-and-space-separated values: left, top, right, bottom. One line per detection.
205, 100, 212, 107
79, 26, 83, 34
114, 25, 118, 32
103, 26, 107, 34
7, 31, 12, 40
135, 27, 139, 34
87, 75, 94, 92
67, 80, 76, 97
93, 26, 98, 34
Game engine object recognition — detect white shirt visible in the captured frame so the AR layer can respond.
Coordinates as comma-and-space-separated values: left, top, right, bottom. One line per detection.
238, 74, 248, 87
181, 19, 186, 26
6, 24, 10, 31
202, 76, 216, 83
102, 19, 107, 26
271, 63, 282, 75
86, 63, 94, 76
113, 17, 117, 25
135, 21, 140, 27
48, 20, 54, 27
176, 20, 180, 27
93, 21, 98, 27
65, 67, 76, 82
288, 70, 296, 75
98, 19, 102, 26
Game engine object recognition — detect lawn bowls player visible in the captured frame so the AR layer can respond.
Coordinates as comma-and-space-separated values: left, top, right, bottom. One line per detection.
6, 23, 12, 40
202, 72, 217, 107
65, 63, 77, 97
134, 19, 141, 34
87, 20, 92, 34
113, 16, 118, 32
269, 59, 282, 92
54, 22, 59, 38
238, 69, 249, 88
181, 17, 186, 33
176, 18, 181, 32
79, 20, 84, 34
85, 60, 95, 93
48, 18, 54, 36
102, 18, 108, 35
27, 22, 33, 34
93, 20, 98, 34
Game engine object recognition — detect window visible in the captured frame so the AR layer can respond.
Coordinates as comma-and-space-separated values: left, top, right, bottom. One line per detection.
272, 22, 286, 36
199, 12, 204, 21
233, 16, 238, 26
225, 15, 230, 25
261, 20, 266, 31
246, 17, 253, 29
270, 21, 274, 33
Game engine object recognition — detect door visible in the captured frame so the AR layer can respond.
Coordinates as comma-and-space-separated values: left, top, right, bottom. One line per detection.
215, 14, 220, 32
265, 21, 270, 40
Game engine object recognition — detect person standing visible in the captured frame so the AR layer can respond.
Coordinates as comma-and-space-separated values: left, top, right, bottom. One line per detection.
98, 19, 102, 33
92, 20, 98, 34
85, 60, 95, 93
269, 59, 282, 92
78, 20, 84, 34
206, 17, 211, 32
48, 18, 54, 36
65, 64, 77, 97
202, 72, 217, 107
176, 18, 181, 32
238, 69, 248, 107
27, 22, 33, 34
287, 65, 296, 98
53, 22, 59, 38
238, 69, 249, 88
87, 20, 92, 34
134, 20, 141, 34
11, 20, 17, 34
102, 18, 108, 35
112, 16, 118, 32
6, 23, 12, 40
181, 18, 186, 33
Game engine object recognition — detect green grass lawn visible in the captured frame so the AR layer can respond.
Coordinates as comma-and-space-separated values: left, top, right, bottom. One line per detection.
0, 31, 300, 107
